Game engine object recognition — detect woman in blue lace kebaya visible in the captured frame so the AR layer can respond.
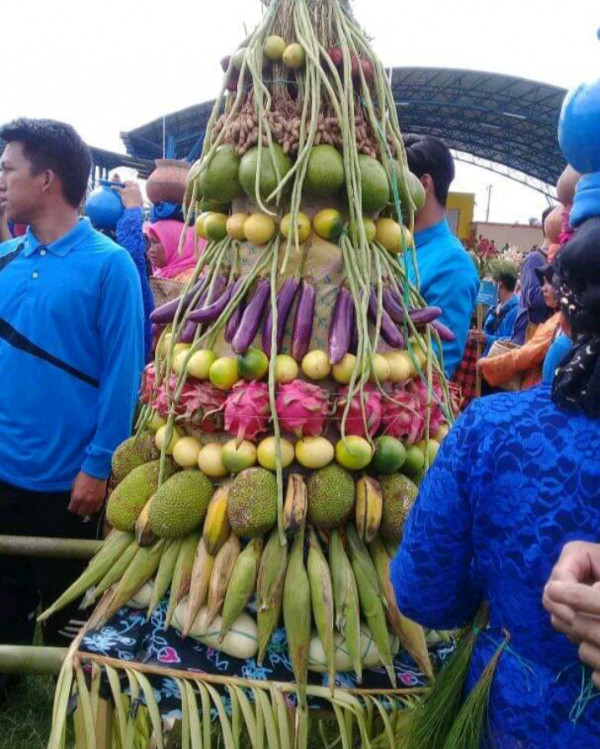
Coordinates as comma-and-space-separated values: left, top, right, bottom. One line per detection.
391, 216, 600, 748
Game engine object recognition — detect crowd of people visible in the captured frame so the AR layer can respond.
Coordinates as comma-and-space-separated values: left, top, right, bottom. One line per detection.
0, 106, 599, 748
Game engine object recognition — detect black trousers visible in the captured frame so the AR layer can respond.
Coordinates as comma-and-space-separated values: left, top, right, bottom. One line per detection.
0, 479, 100, 648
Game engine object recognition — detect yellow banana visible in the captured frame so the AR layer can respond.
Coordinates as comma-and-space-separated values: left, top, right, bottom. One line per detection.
205, 534, 241, 630
355, 476, 382, 544
202, 484, 231, 555
283, 474, 308, 532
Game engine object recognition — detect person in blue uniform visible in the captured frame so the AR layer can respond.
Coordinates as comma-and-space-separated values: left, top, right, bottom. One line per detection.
391, 216, 600, 747
472, 262, 519, 356
0, 119, 144, 680
404, 135, 479, 377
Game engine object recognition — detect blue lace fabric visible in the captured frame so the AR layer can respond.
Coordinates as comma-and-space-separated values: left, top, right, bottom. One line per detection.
392, 384, 600, 748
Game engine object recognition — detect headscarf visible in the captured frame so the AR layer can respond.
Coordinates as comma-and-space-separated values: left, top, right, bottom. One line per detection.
551, 217, 600, 417
143, 219, 197, 280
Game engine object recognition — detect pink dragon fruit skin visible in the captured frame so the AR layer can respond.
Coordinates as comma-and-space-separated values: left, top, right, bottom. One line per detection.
408, 379, 446, 435
276, 380, 329, 438
336, 385, 382, 437
140, 364, 157, 405
179, 380, 227, 433
224, 381, 271, 442
381, 384, 425, 445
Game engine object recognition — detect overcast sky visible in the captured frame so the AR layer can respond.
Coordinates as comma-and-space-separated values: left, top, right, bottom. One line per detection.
1, 0, 598, 223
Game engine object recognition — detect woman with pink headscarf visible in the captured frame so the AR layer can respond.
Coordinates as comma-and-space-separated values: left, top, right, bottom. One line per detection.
144, 220, 202, 282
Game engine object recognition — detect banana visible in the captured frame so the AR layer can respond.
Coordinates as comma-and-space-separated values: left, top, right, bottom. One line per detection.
283, 474, 308, 532
205, 534, 241, 630
355, 476, 382, 544
202, 484, 231, 555
134, 497, 156, 547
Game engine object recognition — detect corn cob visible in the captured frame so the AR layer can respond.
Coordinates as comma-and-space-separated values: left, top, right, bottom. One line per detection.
345, 525, 396, 687
283, 527, 311, 709
147, 538, 183, 618
307, 527, 335, 692
328, 529, 362, 682
182, 538, 215, 637
38, 531, 135, 622
134, 497, 157, 547
96, 539, 166, 627
202, 484, 231, 555
355, 477, 383, 543
219, 537, 263, 641
283, 474, 308, 532
205, 534, 242, 630
370, 535, 433, 679
256, 527, 289, 664
165, 533, 201, 629
81, 537, 139, 608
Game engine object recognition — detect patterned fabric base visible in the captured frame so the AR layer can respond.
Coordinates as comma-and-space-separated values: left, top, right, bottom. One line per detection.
80, 600, 453, 718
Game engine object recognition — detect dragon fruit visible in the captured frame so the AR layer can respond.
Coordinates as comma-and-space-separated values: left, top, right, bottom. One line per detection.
380, 384, 425, 445
335, 385, 382, 438
224, 381, 271, 442
140, 364, 158, 406
276, 380, 329, 438
178, 380, 227, 433
408, 379, 446, 435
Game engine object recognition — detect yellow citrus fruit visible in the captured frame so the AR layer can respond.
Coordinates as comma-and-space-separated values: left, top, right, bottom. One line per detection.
197, 442, 228, 477
275, 354, 299, 384
363, 217, 377, 242
301, 350, 331, 380
280, 212, 311, 243
295, 436, 334, 469
257, 436, 295, 470
282, 43, 305, 69
209, 356, 239, 390
186, 349, 217, 380
204, 212, 229, 242
332, 353, 357, 385
313, 209, 344, 240
147, 411, 166, 433
335, 436, 373, 471
195, 212, 212, 239
244, 213, 277, 245
384, 351, 416, 382
264, 35, 286, 61
375, 217, 402, 253
173, 436, 203, 468
171, 349, 189, 375
221, 439, 257, 473
155, 425, 182, 456
226, 212, 249, 240
369, 353, 391, 383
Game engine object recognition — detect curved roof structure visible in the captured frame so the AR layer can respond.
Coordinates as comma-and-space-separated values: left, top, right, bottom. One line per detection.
121, 67, 567, 192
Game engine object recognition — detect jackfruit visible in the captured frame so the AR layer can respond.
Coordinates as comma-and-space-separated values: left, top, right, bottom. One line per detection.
306, 464, 354, 530
148, 470, 214, 538
227, 467, 277, 538
111, 432, 159, 485
378, 473, 418, 542
107, 459, 176, 531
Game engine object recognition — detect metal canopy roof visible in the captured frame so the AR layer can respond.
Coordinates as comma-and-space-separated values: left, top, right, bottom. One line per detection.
121, 67, 567, 192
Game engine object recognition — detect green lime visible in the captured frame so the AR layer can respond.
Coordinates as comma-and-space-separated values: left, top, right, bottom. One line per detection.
371, 436, 406, 474
402, 444, 425, 475
238, 347, 269, 380
335, 436, 373, 471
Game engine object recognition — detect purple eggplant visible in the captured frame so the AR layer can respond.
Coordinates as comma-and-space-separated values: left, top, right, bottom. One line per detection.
178, 319, 199, 343
368, 289, 405, 349
223, 276, 247, 343
262, 277, 300, 356
349, 303, 358, 354
150, 280, 204, 324
187, 282, 236, 324
431, 319, 456, 342
328, 286, 353, 364
232, 279, 271, 354
291, 278, 316, 361
382, 286, 406, 324
409, 306, 442, 326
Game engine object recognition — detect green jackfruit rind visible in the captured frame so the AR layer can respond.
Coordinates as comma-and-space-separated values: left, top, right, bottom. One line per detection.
111, 432, 160, 485
306, 465, 355, 530
227, 467, 278, 538
107, 459, 176, 531
378, 473, 418, 542
148, 470, 214, 538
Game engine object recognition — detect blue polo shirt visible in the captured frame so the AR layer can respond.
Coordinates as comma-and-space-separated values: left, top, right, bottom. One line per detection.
0, 218, 144, 491
407, 218, 479, 377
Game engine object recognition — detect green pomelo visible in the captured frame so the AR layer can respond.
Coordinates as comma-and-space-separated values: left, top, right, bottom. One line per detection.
239, 145, 293, 202
148, 470, 214, 538
358, 154, 390, 214
306, 464, 355, 530
378, 473, 418, 543
227, 467, 278, 537
391, 163, 426, 214
107, 459, 177, 532
111, 432, 159, 485
304, 145, 345, 198
196, 145, 242, 203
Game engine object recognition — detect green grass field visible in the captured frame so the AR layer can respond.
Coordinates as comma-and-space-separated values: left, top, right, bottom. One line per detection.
0, 674, 55, 749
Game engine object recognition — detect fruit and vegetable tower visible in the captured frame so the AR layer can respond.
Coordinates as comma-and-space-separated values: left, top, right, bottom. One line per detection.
45, 0, 457, 745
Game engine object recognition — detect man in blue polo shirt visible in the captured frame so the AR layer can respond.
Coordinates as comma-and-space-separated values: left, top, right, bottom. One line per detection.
404, 135, 479, 377
0, 119, 144, 674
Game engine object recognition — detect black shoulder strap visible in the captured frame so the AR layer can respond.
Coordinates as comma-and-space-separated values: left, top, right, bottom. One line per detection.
0, 242, 24, 273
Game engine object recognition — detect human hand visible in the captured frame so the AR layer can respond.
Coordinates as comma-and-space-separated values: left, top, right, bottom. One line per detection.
112, 181, 143, 209
68, 471, 107, 517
